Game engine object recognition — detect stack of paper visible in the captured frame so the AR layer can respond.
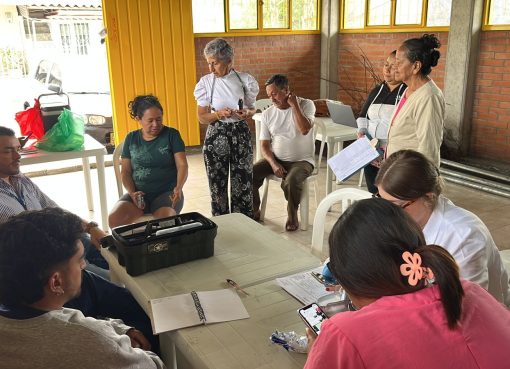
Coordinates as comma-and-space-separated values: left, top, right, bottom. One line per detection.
327, 136, 380, 182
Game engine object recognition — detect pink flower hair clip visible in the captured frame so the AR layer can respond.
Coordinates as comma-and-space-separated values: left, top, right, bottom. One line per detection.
400, 251, 435, 286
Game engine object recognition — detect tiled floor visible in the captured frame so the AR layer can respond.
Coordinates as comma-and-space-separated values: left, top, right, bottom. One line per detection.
26, 150, 510, 255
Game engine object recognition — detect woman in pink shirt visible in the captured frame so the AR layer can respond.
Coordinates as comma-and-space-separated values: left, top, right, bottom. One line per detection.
304, 198, 510, 369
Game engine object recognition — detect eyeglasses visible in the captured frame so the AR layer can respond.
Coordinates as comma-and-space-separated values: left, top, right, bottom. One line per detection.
374, 192, 415, 209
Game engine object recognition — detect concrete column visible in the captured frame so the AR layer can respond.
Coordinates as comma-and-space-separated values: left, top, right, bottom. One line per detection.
443, 0, 484, 158
320, 0, 339, 99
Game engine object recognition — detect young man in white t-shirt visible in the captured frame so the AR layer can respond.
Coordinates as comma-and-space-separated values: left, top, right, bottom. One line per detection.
253, 74, 316, 231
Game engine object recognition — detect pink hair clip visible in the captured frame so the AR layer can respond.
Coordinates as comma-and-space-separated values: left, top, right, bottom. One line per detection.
400, 251, 423, 286
400, 251, 435, 286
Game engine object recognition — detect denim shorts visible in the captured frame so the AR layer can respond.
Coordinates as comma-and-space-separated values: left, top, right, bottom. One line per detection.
119, 190, 184, 214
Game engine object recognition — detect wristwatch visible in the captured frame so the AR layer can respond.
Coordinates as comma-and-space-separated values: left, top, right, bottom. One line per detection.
84, 221, 99, 233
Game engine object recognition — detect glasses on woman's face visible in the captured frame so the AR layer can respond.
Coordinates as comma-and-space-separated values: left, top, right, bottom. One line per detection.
374, 192, 415, 209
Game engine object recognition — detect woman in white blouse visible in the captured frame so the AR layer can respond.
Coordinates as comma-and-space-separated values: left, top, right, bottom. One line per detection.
194, 38, 259, 217
376, 149, 510, 306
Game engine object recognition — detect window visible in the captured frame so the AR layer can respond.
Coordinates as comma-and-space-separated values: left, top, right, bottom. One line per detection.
395, 0, 422, 25
341, 0, 452, 31
426, 0, 451, 27
263, 0, 289, 29
60, 24, 72, 54
368, 0, 391, 26
192, 0, 225, 33
230, 0, 258, 29
485, 0, 510, 28
192, 0, 319, 34
74, 23, 90, 55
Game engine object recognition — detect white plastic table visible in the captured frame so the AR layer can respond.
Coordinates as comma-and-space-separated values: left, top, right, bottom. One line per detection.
20, 134, 108, 229
101, 213, 321, 368
253, 114, 357, 195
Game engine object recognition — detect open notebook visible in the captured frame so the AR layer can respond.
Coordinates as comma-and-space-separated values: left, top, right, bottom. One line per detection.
149, 288, 250, 334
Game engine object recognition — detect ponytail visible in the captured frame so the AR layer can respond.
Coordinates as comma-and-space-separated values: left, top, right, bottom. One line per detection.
417, 245, 464, 329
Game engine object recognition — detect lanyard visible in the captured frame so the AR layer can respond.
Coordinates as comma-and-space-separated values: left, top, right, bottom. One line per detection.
209, 69, 246, 112
2, 178, 28, 210
7, 189, 27, 210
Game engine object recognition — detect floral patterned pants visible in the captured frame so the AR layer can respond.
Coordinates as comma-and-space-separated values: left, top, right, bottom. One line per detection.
203, 120, 253, 217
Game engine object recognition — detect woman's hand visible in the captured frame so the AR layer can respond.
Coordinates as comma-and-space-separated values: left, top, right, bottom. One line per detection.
305, 327, 317, 352
171, 187, 182, 207
129, 191, 145, 209
216, 108, 234, 119
357, 131, 366, 139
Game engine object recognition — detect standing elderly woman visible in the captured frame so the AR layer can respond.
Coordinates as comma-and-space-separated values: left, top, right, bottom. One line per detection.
375, 150, 510, 306
386, 34, 445, 167
304, 199, 510, 369
194, 38, 259, 217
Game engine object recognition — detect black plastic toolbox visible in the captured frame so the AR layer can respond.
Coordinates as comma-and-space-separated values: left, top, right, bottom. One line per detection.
102, 212, 217, 276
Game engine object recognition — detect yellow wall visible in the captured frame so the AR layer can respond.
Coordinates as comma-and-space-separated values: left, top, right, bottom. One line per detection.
102, 0, 200, 145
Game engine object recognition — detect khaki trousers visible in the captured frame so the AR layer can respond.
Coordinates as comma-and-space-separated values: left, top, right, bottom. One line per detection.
253, 158, 313, 218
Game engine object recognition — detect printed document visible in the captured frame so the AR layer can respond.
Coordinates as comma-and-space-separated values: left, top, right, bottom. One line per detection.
327, 137, 379, 182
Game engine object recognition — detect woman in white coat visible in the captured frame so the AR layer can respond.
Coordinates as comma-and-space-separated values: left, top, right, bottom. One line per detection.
375, 149, 510, 306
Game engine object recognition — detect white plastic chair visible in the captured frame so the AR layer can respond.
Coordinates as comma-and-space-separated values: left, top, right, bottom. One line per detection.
311, 188, 372, 256
112, 141, 124, 198
254, 98, 272, 112
259, 120, 327, 231
500, 250, 510, 274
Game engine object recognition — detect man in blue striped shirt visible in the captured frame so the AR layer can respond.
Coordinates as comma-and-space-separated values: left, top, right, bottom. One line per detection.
0, 126, 158, 352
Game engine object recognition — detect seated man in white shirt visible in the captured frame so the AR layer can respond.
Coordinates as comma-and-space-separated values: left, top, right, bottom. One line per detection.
253, 74, 315, 231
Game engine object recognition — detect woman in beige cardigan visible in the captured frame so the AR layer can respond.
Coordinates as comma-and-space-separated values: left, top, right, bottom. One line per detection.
386, 34, 445, 167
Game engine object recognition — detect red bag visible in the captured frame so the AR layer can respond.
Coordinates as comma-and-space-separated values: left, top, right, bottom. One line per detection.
15, 99, 45, 140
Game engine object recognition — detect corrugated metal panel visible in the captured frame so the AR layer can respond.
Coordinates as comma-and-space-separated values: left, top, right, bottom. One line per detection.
102, 0, 199, 146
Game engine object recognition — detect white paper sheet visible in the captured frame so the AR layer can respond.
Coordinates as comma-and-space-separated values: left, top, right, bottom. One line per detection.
327, 137, 380, 182
150, 288, 250, 334
275, 267, 330, 305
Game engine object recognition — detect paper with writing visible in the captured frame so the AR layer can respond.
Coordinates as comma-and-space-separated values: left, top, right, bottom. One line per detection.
275, 266, 330, 305
327, 136, 380, 182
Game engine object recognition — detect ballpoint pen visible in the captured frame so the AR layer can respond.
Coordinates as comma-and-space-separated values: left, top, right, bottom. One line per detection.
226, 278, 249, 296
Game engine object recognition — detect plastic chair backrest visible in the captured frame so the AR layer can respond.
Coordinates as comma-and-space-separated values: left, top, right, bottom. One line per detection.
112, 140, 124, 198
312, 119, 326, 176
254, 99, 272, 112
311, 188, 372, 257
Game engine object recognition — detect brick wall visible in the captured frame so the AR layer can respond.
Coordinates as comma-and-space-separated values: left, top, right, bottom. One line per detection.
336, 32, 448, 116
471, 31, 510, 163
194, 35, 321, 141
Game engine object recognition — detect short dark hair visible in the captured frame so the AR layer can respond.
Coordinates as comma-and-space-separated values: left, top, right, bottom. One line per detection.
128, 95, 164, 120
265, 74, 289, 89
375, 149, 443, 208
0, 208, 84, 307
400, 34, 441, 76
0, 126, 15, 137
329, 198, 463, 329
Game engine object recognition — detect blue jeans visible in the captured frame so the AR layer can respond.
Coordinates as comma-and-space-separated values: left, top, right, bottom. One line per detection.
81, 234, 109, 271
66, 270, 159, 354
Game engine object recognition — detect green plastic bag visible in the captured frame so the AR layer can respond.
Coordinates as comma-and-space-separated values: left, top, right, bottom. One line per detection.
37, 109, 85, 151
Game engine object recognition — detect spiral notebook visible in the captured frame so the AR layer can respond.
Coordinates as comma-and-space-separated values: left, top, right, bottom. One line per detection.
149, 288, 250, 334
